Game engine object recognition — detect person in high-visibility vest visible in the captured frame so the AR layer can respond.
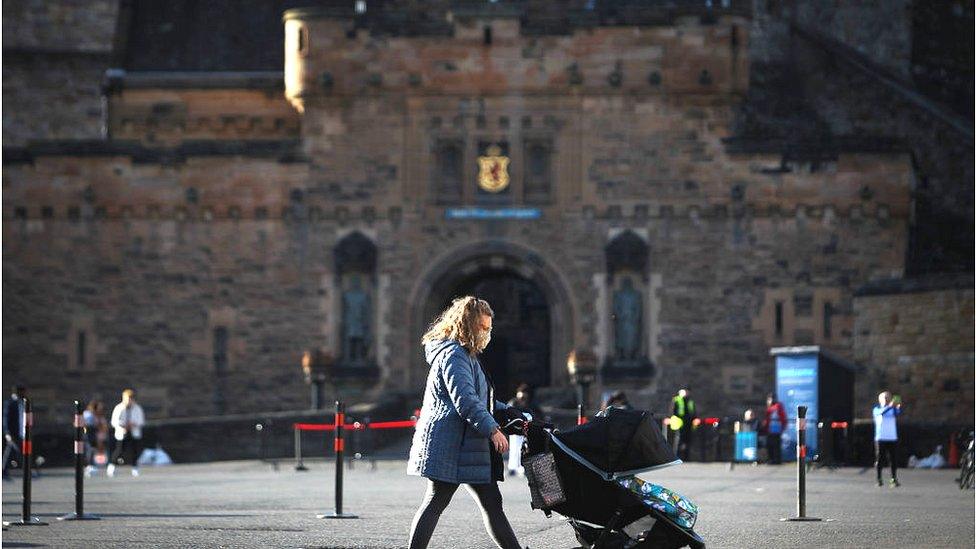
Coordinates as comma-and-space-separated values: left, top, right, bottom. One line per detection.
669, 389, 697, 461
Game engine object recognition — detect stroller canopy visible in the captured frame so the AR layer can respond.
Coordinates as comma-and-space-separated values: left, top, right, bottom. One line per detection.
551, 407, 680, 480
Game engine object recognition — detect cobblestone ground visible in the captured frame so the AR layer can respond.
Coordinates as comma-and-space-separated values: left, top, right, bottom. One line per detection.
2, 460, 973, 548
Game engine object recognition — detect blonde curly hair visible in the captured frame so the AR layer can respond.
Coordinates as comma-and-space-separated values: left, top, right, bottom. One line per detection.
422, 296, 494, 355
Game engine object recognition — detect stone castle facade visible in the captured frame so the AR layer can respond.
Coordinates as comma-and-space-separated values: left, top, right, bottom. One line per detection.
3, 1, 972, 424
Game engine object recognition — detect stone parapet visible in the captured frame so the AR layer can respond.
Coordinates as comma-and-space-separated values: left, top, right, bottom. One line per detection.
853, 284, 975, 423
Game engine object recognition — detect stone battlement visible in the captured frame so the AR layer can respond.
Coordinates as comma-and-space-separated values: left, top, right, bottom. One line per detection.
284, 6, 750, 111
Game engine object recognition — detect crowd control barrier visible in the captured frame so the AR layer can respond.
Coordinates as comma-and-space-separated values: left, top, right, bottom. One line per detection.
317, 401, 358, 519
293, 402, 420, 520
59, 400, 100, 521
293, 416, 418, 471
3, 398, 47, 527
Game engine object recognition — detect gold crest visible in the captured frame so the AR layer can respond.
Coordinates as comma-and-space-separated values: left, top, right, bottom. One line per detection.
477, 144, 510, 193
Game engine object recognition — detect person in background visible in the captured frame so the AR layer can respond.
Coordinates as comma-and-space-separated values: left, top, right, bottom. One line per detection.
83, 400, 109, 477
505, 383, 541, 477
670, 389, 696, 461
741, 409, 759, 433
602, 390, 633, 411
108, 389, 145, 477
3, 385, 27, 480
873, 391, 903, 487
762, 393, 787, 465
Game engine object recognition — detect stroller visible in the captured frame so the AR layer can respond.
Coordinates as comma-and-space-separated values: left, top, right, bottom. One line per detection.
508, 407, 705, 549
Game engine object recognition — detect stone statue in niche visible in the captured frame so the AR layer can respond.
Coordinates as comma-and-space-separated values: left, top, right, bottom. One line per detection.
341, 275, 371, 363
613, 277, 642, 361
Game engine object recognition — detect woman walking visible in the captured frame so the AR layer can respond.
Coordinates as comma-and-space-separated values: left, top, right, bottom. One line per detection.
407, 296, 525, 549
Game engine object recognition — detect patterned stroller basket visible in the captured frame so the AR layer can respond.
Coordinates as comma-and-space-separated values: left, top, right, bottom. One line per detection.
522, 408, 705, 549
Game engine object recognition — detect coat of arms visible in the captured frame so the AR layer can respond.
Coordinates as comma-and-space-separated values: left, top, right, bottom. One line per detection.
477, 144, 510, 193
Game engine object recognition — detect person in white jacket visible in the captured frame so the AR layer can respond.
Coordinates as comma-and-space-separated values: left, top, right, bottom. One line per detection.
108, 389, 145, 477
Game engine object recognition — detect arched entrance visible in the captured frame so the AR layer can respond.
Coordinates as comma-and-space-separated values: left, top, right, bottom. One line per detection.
423, 268, 550, 400
409, 241, 576, 400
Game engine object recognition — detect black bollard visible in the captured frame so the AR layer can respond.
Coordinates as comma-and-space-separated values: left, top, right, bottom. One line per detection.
59, 400, 100, 521
294, 424, 308, 472
782, 405, 821, 522
577, 404, 584, 426
4, 398, 48, 526
318, 400, 357, 519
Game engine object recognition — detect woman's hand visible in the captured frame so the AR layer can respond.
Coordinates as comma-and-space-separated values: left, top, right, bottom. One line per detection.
490, 428, 509, 454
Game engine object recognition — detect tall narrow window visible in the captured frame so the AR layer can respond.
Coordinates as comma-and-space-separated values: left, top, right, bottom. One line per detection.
433, 139, 463, 204
77, 331, 87, 370
524, 140, 552, 204
297, 26, 309, 55
823, 302, 833, 339
774, 302, 784, 337
213, 326, 229, 374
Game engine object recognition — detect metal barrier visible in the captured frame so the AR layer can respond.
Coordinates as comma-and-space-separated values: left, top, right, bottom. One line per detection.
292, 416, 418, 470
317, 401, 357, 519
3, 398, 47, 527
782, 406, 821, 522
59, 400, 100, 522
292, 402, 420, 519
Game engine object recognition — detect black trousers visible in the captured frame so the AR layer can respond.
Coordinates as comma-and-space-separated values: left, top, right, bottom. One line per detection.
672, 427, 693, 461
110, 435, 142, 467
408, 479, 521, 549
766, 433, 783, 464
2, 437, 21, 475
875, 440, 899, 480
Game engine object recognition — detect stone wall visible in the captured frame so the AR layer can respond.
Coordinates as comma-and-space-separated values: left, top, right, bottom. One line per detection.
746, 1, 974, 275
790, 28, 973, 276
789, 0, 914, 80
3, 3, 962, 429
2, 0, 119, 145
853, 278, 974, 423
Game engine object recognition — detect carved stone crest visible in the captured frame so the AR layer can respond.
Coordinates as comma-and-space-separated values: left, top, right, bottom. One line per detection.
477, 144, 510, 193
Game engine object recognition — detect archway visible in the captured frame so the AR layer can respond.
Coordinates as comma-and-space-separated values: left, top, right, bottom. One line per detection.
423, 268, 550, 400
409, 241, 576, 399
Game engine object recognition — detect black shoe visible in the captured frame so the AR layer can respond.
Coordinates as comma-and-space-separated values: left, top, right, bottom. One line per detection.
876, 478, 883, 487
890, 478, 900, 487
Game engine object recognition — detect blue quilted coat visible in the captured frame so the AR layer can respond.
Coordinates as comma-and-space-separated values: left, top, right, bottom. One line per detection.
407, 339, 510, 484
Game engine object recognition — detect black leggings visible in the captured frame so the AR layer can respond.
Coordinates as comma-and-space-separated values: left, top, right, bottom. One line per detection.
408, 479, 521, 549
875, 440, 899, 480
110, 435, 142, 467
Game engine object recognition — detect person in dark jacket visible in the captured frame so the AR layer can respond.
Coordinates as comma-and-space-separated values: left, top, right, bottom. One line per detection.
2, 386, 26, 480
602, 390, 633, 411
407, 296, 525, 549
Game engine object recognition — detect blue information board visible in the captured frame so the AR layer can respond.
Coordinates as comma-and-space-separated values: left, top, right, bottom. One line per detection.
445, 208, 541, 220
775, 352, 819, 462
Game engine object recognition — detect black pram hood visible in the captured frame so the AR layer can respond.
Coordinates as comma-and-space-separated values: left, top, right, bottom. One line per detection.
551, 407, 680, 480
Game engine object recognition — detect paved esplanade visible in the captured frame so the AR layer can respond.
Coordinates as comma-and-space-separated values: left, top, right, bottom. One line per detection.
3, 461, 973, 548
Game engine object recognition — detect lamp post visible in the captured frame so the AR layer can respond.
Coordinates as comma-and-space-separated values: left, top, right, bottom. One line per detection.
302, 348, 334, 410
567, 348, 597, 421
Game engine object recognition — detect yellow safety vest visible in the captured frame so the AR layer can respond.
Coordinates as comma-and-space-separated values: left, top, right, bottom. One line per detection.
670, 396, 695, 430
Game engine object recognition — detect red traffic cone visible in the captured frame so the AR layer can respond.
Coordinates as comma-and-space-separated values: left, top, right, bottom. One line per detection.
947, 434, 960, 467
